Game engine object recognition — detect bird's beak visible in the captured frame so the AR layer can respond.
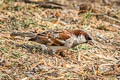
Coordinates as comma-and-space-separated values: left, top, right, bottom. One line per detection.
87, 40, 94, 45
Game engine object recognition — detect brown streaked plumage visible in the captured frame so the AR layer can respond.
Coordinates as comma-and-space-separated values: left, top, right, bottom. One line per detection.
10, 29, 93, 51
28, 29, 92, 50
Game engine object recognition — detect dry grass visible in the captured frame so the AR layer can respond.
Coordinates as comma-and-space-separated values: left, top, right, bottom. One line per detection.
0, 0, 120, 80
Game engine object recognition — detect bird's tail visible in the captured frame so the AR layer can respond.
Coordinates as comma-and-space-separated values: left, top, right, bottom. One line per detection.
10, 32, 36, 37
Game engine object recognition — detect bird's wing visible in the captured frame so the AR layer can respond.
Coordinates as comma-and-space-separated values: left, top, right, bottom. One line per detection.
29, 30, 72, 46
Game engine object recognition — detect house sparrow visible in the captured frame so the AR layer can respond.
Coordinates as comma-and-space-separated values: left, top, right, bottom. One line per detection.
10, 29, 93, 53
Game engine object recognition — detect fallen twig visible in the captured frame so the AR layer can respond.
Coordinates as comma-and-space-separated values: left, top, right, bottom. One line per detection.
91, 13, 120, 23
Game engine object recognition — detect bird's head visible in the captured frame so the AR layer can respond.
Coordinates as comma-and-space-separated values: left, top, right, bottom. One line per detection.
71, 30, 93, 47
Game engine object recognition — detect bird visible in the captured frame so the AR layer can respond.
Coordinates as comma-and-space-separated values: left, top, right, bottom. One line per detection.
10, 29, 93, 53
